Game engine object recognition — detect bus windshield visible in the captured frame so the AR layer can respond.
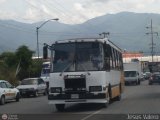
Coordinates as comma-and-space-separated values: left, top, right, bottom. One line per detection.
41, 62, 50, 77
41, 68, 50, 76
124, 71, 137, 77
53, 42, 104, 72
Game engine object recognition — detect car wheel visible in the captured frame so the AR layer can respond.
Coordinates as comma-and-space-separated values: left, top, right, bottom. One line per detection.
55, 104, 65, 112
16, 93, 20, 102
136, 80, 139, 85
34, 91, 38, 97
43, 90, 47, 96
149, 82, 152, 85
138, 80, 141, 85
0, 95, 5, 105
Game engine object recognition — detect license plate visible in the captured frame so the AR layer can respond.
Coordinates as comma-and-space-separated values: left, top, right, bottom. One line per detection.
71, 94, 79, 99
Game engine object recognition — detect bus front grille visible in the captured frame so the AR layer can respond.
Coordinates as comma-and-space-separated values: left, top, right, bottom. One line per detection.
64, 76, 86, 93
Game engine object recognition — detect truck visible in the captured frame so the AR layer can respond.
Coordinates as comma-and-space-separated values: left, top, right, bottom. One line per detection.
148, 62, 160, 73
40, 61, 50, 94
123, 62, 142, 85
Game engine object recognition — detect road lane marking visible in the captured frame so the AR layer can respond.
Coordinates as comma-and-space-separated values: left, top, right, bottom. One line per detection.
81, 110, 102, 120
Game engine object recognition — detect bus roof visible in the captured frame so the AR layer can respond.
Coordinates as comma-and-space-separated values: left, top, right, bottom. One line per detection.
53, 38, 122, 52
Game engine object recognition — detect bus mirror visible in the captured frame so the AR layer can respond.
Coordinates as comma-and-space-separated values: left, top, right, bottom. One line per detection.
43, 45, 48, 59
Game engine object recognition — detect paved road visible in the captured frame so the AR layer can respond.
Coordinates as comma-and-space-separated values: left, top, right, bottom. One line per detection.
1, 80, 160, 120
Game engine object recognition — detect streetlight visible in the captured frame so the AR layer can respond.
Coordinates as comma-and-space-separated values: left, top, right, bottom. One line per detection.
36, 18, 59, 59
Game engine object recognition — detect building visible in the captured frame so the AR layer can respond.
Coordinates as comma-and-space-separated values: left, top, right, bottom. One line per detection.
123, 52, 160, 63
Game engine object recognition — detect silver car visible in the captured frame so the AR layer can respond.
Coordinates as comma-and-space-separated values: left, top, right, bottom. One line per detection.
17, 78, 47, 97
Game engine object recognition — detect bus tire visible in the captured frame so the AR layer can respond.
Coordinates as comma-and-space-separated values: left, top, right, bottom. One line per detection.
115, 84, 122, 101
104, 86, 112, 107
55, 104, 65, 112
103, 102, 109, 108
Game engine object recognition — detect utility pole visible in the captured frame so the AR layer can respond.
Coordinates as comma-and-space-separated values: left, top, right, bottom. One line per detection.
146, 19, 158, 62
36, 18, 59, 59
99, 32, 110, 38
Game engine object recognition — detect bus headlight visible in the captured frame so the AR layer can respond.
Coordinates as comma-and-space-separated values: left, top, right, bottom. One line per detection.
50, 87, 62, 93
89, 86, 102, 92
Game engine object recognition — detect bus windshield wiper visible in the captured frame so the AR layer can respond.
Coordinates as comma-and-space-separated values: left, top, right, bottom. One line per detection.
79, 63, 90, 75
59, 62, 73, 76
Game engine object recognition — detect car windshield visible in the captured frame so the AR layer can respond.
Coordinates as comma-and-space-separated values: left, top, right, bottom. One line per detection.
42, 63, 50, 68
153, 74, 160, 78
53, 42, 104, 72
21, 79, 38, 85
41, 68, 50, 77
124, 71, 137, 77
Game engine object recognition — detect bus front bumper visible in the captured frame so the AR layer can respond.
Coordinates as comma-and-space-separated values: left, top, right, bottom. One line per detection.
48, 99, 107, 104
48, 93, 107, 104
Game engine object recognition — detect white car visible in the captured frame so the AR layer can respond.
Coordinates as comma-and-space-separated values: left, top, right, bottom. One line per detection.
17, 78, 47, 97
0, 80, 20, 105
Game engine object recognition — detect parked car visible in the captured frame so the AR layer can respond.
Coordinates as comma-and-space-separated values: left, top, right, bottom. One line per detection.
148, 72, 160, 85
124, 70, 140, 85
17, 78, 47, 97
0, 80, 20, 105
140, 73, 145, 81
143, 72, 151, 80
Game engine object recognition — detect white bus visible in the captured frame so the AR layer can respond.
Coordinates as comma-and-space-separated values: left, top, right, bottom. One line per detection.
43, 38, 124, 111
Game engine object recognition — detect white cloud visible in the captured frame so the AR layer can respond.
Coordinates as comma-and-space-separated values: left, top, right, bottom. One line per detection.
74, 3, 84, 11
0, 0, 6, 4
72, 0, 160, 23
23, 8, 41, 21
0, 0, 160, 24
0, 11, 17, 19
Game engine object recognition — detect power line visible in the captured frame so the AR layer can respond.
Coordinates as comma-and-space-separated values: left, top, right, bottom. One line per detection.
42, 0, 88, 32
44, 0, 97, 33
0, 22, 35, 34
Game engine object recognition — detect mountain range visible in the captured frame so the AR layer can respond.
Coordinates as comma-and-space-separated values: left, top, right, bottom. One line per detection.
0, 12, 160, 56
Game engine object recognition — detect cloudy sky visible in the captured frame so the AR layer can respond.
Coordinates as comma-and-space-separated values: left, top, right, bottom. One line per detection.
0, 0, 160, 24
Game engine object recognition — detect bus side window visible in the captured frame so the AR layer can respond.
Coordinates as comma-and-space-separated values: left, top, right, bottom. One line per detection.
111, 47, 115, 69
104, 44, 111, 71
119, 53, 123, 70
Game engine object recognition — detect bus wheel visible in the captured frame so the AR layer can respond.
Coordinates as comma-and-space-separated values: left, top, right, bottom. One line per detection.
104, 88, 111, 107
103, 102, 109, 108
115, 94, 121, 101
55, 104, 65, 112
115, 84, 122, 101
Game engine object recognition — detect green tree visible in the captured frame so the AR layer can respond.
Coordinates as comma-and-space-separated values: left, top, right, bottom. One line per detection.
0, 52, 18, 67
0, 45, 43, 83
0, 52, 18, 85
29, 59, 43, 77
15, 45, 34, 80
